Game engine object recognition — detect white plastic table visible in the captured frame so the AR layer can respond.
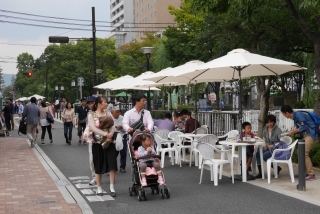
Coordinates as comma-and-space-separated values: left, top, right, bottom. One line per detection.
178, 134, 211, 167
219, 141, 265, 182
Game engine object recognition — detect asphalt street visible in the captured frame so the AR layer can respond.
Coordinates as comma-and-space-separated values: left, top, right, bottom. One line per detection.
10, 121, 320, 214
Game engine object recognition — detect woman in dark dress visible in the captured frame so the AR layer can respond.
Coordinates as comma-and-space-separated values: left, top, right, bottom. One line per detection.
88, 96, 117, 197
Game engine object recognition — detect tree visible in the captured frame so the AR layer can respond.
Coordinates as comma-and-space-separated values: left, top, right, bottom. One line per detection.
0, 66, 5, 91
284, 0, 320, 113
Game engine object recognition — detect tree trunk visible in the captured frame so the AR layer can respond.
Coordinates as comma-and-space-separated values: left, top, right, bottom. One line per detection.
256, 76, 271, 137
313, 42, 320, 114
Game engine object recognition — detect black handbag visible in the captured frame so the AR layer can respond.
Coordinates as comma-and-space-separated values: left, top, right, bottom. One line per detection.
46, 107, 54, 123
18, 119, 27, 135
130, 110, 145, 132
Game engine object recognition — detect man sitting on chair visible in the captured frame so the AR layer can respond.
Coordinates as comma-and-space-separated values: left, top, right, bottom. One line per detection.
185, 111, 200, 133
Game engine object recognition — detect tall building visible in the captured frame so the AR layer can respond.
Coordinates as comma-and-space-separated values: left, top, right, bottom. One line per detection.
108, 0, 136, 48
134, 0, 182, 40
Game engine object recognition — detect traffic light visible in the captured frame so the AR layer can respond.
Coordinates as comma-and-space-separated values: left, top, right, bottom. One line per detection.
49, 36, 69, 43
24, 71, 33, 77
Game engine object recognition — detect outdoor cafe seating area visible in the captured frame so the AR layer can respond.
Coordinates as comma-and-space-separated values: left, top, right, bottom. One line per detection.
153, 127, 298, 186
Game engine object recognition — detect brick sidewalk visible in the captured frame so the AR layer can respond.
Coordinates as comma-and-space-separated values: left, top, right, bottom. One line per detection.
0, 138, 83, 214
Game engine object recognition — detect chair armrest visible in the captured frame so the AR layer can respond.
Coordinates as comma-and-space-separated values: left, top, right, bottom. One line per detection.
218, 134, 228, 139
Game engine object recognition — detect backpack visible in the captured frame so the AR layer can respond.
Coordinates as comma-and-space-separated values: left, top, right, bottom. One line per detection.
269, 142, 291, 160
299, 111, 320, 137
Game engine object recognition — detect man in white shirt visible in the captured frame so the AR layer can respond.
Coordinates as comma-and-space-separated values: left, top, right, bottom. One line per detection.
17, 100, 24, 117
123, 93, 154, 133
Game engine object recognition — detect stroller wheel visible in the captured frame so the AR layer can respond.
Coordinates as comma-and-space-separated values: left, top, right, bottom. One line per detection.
164, 188, 170, 199
138, 190, 142, 201
160, 189, 165, 199
142, 190, 147, 201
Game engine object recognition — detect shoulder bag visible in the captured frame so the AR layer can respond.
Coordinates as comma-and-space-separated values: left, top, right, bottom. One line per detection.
130, 110, 145, 133
46, 107, 54, 123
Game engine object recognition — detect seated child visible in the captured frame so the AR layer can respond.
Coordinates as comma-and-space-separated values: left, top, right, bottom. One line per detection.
93, 115, 114, 149
241, 122, 254, 173
138, 134, 164, 186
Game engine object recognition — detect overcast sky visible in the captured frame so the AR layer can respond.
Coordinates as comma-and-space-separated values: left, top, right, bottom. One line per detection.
0, 0, 110, 74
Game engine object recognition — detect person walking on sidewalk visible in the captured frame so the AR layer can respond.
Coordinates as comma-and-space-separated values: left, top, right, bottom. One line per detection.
76, 98, 89, 145
18, 100, 24, 117
2, 101, 11, 131
9, 98, 15, 131
88, 96, 117, 197
60, 98, 66, 118
281, 105, 317, 181
62, 102, 75, 145
22, 97, 40, 148
111, 105, 127, 173
83, 96, 97, 186
39, 101, 54, 145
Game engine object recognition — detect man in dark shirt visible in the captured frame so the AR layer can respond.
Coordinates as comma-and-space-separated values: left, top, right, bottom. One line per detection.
76, 98, 89, 144
2, 102, 11, 130
9, 98, 15, 130
185, 111, 200, 133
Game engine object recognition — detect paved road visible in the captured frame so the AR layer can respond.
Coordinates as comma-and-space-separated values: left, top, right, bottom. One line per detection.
10, 121, 320, 214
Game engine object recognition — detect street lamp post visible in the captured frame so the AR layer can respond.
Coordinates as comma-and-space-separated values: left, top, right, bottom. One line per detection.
71, 80, 79, 102
140, 47, 155, 110
78, 77, 84, 99
96, 69, 103, 95
55, 85, 64, 99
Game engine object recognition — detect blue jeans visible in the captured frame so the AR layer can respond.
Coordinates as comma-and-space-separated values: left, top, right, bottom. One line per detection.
64, 122, 73, 140
256, 149, 272, 165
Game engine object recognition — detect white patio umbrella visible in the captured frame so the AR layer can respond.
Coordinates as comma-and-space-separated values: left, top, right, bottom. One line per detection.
28, 94, 45, 100
110, 71, 160, 91
94, 75, 134, 89
17, 97, 29, 101
145, 60, 205, 84
175, 49, 305, 83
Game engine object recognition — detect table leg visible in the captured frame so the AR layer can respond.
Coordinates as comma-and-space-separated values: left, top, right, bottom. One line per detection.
259, 145, 265, 179
242, 146, 247, 182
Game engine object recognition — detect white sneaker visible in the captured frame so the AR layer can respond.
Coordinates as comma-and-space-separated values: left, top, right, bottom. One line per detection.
96, 189, 107, 196
89, 179, 96, 186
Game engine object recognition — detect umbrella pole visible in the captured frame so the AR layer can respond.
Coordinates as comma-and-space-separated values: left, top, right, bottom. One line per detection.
195, 81, 198, 135
236, 68, 255, 181
170, 84, 172, 114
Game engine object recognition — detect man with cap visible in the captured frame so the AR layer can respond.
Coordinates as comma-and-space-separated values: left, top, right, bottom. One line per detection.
111, 105, 127, 173
76, 98, 90, 144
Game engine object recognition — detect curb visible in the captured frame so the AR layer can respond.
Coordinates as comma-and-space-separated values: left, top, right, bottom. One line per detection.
29, 139, 93, 214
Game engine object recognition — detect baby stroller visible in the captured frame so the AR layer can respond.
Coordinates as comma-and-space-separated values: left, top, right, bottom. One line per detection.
0, 114, 9, 137
128, 130, 170, 201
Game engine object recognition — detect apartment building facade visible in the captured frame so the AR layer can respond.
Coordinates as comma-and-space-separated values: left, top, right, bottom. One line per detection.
134, 0, 182, 40
108, 0, 136, 48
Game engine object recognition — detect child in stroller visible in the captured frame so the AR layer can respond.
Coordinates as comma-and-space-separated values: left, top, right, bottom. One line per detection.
128, 131, 170, 200
138, 134, 164, 186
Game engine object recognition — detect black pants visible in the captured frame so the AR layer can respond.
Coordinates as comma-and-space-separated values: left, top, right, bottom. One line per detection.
5, 115, 11, 130
41, 125, 52, 140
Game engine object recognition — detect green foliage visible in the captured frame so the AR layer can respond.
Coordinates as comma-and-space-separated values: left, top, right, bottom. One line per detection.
0, 66, 5, 90
14, 38, 119, 102
310, 143, 320, 167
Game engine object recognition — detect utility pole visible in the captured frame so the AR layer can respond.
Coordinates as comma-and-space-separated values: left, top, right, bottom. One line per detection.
92, 7, 97, 90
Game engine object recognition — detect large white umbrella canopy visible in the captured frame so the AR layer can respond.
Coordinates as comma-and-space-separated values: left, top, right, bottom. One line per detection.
17, 97, 29, 101
110, 71, 160, 91
28, 94, 45, 100
94, 75, 134, 89
145, 60, 205, 84
176, 49, 305, 83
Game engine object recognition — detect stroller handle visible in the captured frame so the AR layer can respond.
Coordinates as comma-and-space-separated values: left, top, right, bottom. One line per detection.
137, 154, 161, 160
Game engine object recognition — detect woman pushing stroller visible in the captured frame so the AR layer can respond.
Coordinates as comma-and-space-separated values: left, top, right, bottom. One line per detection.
138, 134, 164, 186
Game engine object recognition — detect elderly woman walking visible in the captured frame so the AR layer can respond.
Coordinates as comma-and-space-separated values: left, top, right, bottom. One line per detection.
88, 96, 117, 197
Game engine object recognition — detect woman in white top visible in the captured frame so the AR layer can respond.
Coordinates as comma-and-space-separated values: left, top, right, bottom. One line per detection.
39, 101, 54, 145
61, 102, 75, 145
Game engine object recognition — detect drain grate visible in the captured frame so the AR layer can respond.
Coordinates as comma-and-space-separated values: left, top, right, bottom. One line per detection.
36, 200, 58, 205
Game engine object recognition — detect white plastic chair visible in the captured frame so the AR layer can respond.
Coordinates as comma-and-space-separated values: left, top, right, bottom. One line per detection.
280, 136, 293, 145
196, 135, 219, 168
267, 139, 298, 183
189, 127, 208, 166
218, 130, 240, 172
168, 131, 184, 167
154, 130, 177, 168
197, 143, 234, 186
